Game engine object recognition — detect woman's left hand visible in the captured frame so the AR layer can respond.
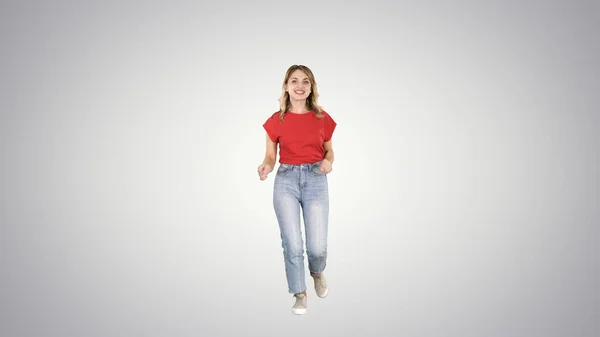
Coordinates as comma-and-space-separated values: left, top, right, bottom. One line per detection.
319, 159, 332, 174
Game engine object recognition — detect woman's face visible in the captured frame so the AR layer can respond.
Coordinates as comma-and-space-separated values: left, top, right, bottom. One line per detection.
286, 69, 312, 101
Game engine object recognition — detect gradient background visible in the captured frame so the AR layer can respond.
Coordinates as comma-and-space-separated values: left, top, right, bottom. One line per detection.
1, 0, 599, 336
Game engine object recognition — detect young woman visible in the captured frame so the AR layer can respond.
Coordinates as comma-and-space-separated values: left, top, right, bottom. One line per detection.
257, 65, 337, 315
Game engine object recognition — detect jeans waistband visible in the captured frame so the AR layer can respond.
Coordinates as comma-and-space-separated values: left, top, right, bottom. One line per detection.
279, 160, 322, 169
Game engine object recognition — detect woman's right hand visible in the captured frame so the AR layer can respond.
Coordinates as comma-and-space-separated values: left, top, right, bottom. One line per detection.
257, 163, 273, 180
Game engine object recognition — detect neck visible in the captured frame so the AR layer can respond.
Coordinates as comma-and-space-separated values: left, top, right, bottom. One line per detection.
288, 99, 309, 114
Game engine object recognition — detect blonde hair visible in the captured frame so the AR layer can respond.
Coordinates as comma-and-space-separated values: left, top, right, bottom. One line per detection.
278, 64, 324, 122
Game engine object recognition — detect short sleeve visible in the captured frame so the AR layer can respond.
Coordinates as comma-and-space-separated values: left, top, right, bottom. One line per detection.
263, 114, 279, 142
323, 113, 337, 142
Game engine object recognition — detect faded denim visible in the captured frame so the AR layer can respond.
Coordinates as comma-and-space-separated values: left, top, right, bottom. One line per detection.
273, 161, 329, 294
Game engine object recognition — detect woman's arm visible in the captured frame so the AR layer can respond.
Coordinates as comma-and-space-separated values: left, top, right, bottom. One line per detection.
323, 140, 334, 164
258, 134, 278, 180
263, 134, 278, 167
318, 140, 334, 173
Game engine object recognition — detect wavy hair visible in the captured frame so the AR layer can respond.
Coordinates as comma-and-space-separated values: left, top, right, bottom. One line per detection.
278, 65, 324, 122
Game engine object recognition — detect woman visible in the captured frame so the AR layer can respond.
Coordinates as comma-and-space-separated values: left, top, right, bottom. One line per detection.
257, 64, 337, 315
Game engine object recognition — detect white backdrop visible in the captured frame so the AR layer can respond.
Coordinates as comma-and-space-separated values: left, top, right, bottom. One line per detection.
1, 1, 599, 336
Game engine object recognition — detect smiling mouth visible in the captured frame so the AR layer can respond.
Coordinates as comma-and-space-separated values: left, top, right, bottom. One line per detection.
294, 91, 305, 95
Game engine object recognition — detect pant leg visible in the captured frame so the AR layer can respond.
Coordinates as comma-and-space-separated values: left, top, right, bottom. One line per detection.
273, 165, 306, 294
302, 164, 330, 274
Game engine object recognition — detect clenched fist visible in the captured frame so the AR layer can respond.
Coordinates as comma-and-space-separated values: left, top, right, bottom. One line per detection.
257, 163, 273, 180
319, 159, 333, 174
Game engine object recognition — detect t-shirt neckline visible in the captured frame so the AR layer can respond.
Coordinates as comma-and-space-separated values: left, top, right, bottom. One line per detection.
287, 110, 313, 115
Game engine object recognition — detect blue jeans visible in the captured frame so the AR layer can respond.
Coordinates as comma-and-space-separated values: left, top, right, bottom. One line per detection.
273, 161, 329, 294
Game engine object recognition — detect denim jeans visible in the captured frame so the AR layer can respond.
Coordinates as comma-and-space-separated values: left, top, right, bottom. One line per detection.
273, 160, 329, 294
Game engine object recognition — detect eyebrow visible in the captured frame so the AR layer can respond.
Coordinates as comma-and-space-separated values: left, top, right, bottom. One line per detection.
290, 77, 309, 80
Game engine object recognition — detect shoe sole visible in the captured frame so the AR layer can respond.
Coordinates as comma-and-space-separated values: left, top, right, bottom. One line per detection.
316, 288, 328, 298
292, 308, 307, 315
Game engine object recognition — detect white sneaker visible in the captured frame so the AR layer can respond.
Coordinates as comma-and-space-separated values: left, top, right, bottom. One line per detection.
292, 292, 307, 315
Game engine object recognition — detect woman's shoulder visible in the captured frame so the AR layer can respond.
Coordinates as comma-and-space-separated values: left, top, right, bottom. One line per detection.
265, 111, 281, 121
269, 111, 281, 118
320, 109, 334, 119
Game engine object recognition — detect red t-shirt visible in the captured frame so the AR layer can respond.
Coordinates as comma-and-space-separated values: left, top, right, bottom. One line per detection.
263, 110, 337, 165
